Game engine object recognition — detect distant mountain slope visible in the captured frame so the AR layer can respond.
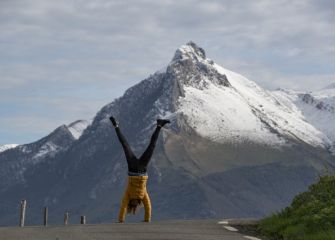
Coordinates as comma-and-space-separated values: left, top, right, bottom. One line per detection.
0, 42, 334, 226
0, 120, 90, 190
273, 85, 335, 154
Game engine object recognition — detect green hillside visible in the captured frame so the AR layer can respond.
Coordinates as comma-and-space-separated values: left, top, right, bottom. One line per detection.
259, 174, 335, 240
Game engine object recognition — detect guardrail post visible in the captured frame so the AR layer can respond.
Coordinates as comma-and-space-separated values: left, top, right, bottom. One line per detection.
80, 215, 86, 225
44, 207, 48, 226
20, 199, 27, 227
64, 212, 69, 226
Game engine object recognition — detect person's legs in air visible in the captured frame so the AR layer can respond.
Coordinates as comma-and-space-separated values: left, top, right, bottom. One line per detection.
110, 116, 137, 163
139, 119, 170, 167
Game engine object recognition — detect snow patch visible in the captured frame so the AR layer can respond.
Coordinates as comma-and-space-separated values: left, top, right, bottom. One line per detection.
178, 82, 285, 146
32, 142, 59, 163
0, 144, 19, 153
67, 120, 92, 140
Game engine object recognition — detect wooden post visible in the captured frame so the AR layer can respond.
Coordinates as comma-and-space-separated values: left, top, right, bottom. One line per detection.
20, 199, 27, 227
64, 212, 69, 226
43, 207, 48, 226
80, 215, 86, 225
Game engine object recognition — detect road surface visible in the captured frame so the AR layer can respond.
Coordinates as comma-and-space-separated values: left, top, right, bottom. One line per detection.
0, 220, 261, 240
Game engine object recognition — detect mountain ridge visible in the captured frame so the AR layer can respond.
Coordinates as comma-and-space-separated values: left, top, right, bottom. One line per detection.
273, 87, 335, 154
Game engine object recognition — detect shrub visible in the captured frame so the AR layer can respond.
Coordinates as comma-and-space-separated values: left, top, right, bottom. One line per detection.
258, 175, 335, 240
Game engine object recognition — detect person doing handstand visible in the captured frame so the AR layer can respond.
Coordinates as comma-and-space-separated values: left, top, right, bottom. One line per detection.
109, 116, 170, 223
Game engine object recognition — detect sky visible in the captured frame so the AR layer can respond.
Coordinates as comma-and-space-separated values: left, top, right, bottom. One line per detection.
0, 0, 334, 145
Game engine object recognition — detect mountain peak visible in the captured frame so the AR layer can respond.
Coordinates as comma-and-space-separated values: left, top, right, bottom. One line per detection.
172, 41, 206, 62
67, 120, 91, 140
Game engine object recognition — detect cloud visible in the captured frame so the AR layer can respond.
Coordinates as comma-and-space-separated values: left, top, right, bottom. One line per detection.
0, 0, 334, 144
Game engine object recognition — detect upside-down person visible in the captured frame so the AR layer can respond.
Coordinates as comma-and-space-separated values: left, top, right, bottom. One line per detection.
109, 116, 170, 223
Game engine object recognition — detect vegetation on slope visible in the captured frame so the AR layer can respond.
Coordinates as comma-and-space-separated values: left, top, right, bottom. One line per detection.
259, 175, 335, 240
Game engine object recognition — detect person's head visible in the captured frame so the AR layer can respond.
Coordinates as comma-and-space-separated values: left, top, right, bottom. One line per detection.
127, 199, 143, 214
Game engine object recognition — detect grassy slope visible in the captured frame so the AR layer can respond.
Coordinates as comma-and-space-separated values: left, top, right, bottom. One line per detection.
258, 175, 335, 240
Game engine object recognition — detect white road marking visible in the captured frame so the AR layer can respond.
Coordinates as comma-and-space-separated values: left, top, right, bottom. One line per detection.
223, 226, 238, 232
217, 220, 229, 225
244, 235, 262, 240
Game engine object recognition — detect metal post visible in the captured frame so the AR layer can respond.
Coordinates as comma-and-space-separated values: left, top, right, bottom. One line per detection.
20, 199, 27, 227
64, 212, 69, 226
44, 207, 48, 226
80, 215, 86, 225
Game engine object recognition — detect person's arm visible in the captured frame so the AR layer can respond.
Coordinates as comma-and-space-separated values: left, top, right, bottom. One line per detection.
118, 192, 129, 223
143, 191, 151, 222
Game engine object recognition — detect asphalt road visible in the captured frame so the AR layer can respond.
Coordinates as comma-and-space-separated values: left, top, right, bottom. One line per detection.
0, 220, 261, 240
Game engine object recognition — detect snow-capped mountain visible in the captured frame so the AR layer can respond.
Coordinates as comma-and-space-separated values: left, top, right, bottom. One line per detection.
273, 85, 335, 153
67, 120, 92, 140
173, 44, 330, 149
0, 144, 19, 153
0, 42, 334, 226
0, 120, 91, 189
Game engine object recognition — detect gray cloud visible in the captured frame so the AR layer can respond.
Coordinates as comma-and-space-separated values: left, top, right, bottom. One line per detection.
0, 0, 334, 144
